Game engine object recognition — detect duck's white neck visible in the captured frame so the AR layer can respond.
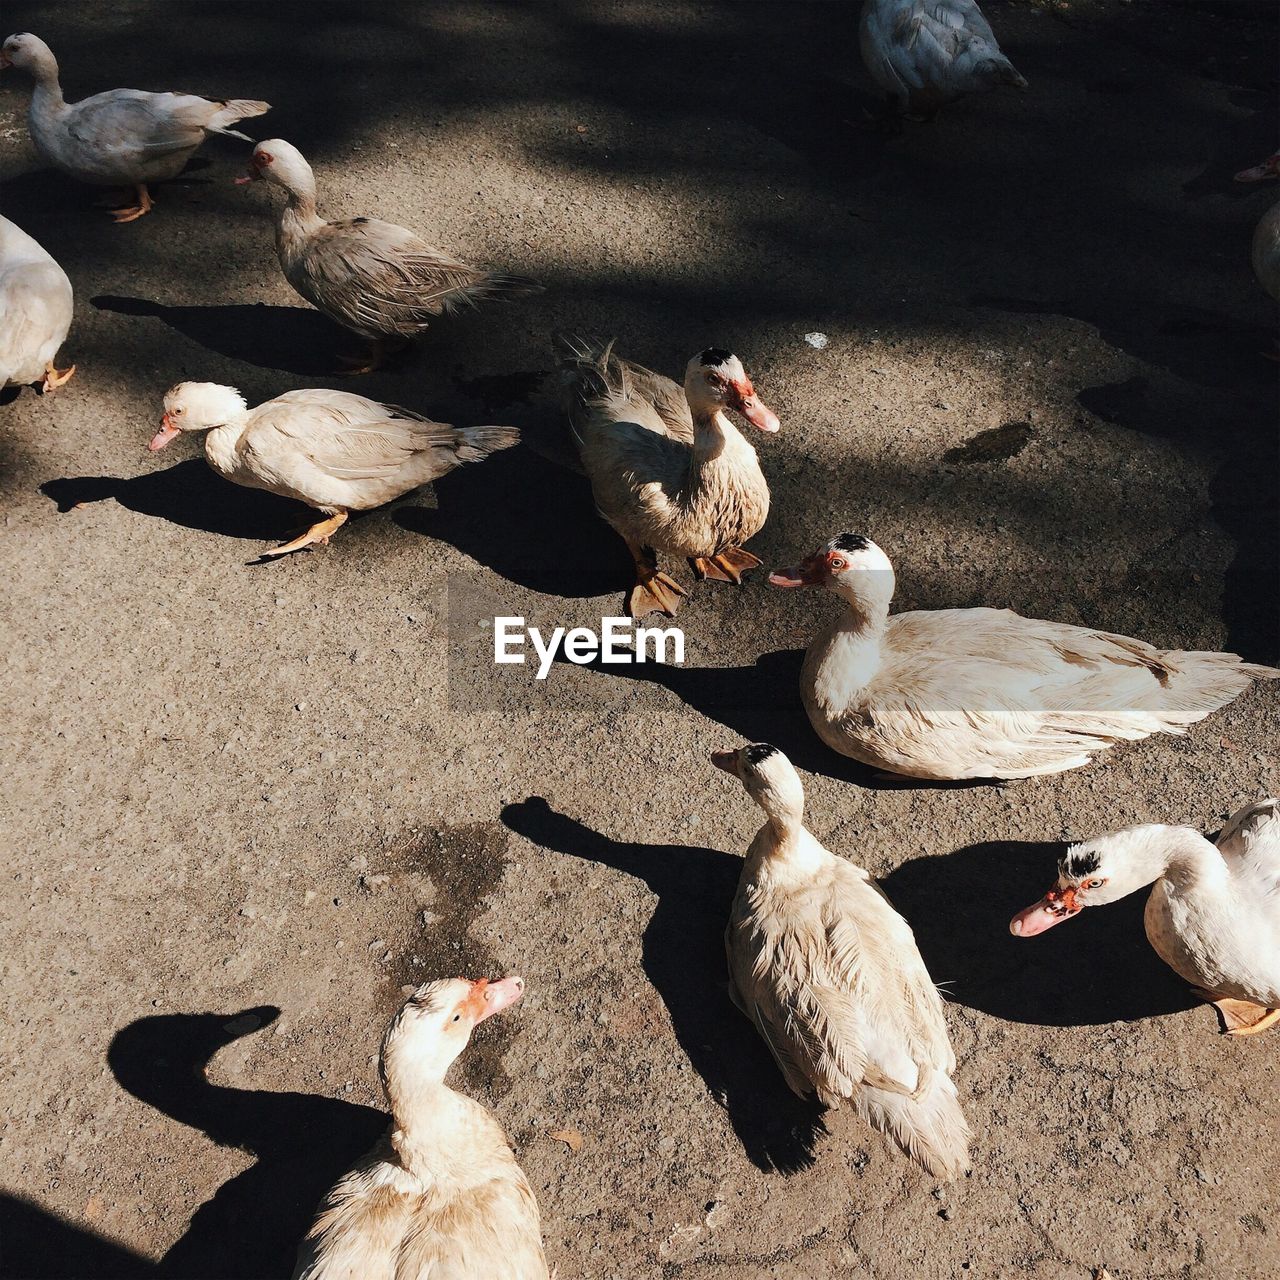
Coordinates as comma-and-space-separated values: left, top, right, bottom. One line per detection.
201, 417, 251, 476
388, 1079, 495, 1187
810, 593, 888, 718
277, 174, 324, 234
690, 408, 738, 463
28, 54, 65, 111
1095, 825, 1227, 900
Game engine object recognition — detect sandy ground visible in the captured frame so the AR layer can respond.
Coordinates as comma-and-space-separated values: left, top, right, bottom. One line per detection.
1, 1, 1278, 1277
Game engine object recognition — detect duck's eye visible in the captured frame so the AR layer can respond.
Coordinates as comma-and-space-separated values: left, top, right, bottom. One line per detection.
1086, 878, 1104, 889
451, 1013, 461, 1022
830, 558, 846, 570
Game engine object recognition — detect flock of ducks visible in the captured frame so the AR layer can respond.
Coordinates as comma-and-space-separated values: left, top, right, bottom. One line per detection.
2, 7, 1278, 1279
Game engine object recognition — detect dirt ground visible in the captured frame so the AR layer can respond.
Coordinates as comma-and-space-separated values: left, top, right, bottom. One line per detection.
1, 1, 1277, 1277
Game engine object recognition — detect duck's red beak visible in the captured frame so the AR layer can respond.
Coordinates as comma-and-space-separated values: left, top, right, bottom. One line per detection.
234, 157, 262, 186
768, 551, 828, 588
148, 412, 180, 452
1010, 885, 1080, 937
711, 749, 739, 774
729, 382, 780, 433
1234, 153, 1280, 183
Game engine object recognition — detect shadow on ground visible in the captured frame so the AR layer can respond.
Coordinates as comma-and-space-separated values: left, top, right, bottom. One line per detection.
106, 1007, 386, 1280
882, 839, 1196, 1027
501, 797, 827, 1173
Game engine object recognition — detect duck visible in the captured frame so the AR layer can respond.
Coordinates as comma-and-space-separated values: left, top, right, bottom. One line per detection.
1234, 151, 1280, 305
552, 334, 779, 618
771, 534, 1279, 781
1011, 800, 1280, 1036
859, 0, 1027, 118
0, 31, 269, 222
238, 139, 542, 373
714, 742, 971, 1178
291, 976, 549, 1280
0, 214, 74, 394
147, 381, 519, 557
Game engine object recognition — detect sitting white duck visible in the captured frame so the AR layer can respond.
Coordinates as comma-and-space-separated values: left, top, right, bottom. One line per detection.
239, 139, 542, 373
0, 32, 268, 222
771, 534, 1278, 781
0, 214, 74, 394
715, 743, 971, 1178
553, 335, 779, 617
292, 976, 549, 1280
148, 381, 518, 557
1235, 151, 1280, 305
1011, 801, 1280, 1036
859, 0, 1026, 118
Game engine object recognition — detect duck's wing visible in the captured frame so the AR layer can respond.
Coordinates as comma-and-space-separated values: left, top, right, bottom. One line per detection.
394, 1174, 547, 1280
1216, 800, 1280, 901
861, 609, 1278, 778
64, 90, 214, 163
300, 219, 539, 339
243, 392, 491, 485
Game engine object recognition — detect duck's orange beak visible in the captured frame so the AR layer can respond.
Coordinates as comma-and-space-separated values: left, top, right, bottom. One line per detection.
148, 412, 180, 452
465, 975, 525, 1023
1010, 885, 1080, 937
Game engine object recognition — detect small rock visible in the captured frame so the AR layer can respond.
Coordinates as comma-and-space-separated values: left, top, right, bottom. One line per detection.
803, 332, 829, 349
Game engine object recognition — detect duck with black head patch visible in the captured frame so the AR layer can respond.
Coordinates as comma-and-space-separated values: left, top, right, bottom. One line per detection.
553, 335, 780, 618
714, 742, 971, 1179
771, 533, 1279, 781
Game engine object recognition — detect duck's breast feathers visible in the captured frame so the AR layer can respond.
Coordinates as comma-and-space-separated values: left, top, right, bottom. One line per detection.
293, 219, 533, 339
0, 218, 72, 385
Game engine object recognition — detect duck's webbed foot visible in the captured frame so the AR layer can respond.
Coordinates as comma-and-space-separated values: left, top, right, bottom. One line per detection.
337, 336, 408, 376
259, 511, 349, 559
688, 546, 762, 585
41, 360, 76, 393
108, 184, 154, 223
626, 542, 686, 618
1193, 988, 1280, 1036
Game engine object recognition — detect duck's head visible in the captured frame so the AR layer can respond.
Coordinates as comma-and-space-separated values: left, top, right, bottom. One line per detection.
236, 138, 313, 193
769, 533, 896, 610
380, 976, 525, 1099
683, 349, 779, 433
1009, 828, 1172, 937
712, 742, 805, 824
0, 32, 55, 75
149, 382, 248, 450
1234, 151, 1280, 183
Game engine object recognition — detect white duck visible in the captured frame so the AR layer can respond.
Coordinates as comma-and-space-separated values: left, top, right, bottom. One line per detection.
239, 139, 542, 373
715, 743, 970, 1178
859, 0, 1027, 118
291, 976, 549, 1280
1235, 151, 1280, 304
0, 32, 268, 222
0, 215, 74, 394
771, 534, 1278, 781
553, 335, 779, 618
147, 381, 518, 557
1011, 801, 1280, 1036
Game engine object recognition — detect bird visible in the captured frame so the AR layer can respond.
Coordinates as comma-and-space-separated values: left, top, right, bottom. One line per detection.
0, 214, 74, 394
715, 742, 971, 1178
553, 334, 779, 617
238, 138, 542, 373
1235, 151, 1280, 308
147, 381, 518, 557
771, 533, 1278, 780
1011, 800, 1280, 1037
291, 976, 549, 1280
858, 0, 1027, 119
0, 31, 268, 222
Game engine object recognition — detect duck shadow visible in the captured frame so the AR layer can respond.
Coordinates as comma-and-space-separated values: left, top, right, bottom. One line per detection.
107, 1006, 387, 1280
881, 840, 1196, 1027
41, 460, 310, 543
91, 296, 350, 378
395, 446, 628, 599
554, 646, 972, 790
0, 1193, 153, 1279
501, 797, 826, 1174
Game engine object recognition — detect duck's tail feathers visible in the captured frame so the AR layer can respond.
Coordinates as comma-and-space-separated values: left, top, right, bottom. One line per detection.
455, 425, 520, 462
473, 272, 544, 302
1156, 651, 1280, 730
550, 331, 620, 407
857, 1068, 971, 1181
206, 99, 272, 139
